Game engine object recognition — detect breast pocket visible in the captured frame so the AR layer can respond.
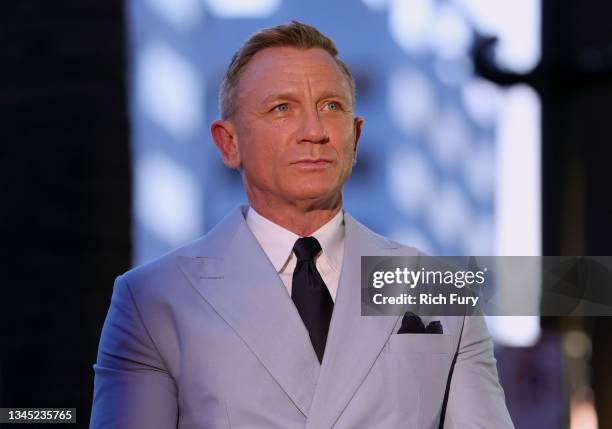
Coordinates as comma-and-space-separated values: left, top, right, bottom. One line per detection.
388, 334, 455, 355
385, 334, 456, 429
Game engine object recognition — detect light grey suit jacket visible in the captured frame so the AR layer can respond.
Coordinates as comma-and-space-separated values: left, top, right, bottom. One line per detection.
90, 206, 514, 429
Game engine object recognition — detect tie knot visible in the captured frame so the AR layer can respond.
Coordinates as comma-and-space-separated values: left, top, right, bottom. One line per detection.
293, 237, 322, 262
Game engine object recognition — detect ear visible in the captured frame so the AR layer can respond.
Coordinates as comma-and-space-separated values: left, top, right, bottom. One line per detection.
211, 119, 241, 169
352, 116, 364, 165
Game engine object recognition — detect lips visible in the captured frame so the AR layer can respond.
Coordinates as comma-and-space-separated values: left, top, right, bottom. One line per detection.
291, 158, 333, 171
292, 158, 333, 164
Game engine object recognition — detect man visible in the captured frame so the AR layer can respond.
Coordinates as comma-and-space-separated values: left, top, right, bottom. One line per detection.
90, 21, 514, 428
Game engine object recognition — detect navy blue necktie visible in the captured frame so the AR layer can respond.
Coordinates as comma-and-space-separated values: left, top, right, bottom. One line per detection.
291, 237, 334, 363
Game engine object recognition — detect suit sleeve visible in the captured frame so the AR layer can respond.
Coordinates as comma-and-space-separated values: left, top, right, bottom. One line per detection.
90, 276, 178, 429
442, 314, 515, 429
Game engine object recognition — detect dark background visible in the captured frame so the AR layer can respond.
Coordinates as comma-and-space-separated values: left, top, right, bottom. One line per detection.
0, 0, 131, 425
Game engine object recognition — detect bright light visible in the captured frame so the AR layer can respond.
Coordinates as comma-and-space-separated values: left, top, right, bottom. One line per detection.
143, 0, 203, 30
426, 180, 471, 245
390, 226, 436, 255
360, 0, 388, 11
204, 0, 281, 18
135, 152, 203, 247
463, 213, 493, 254
388, 68, 438, 135
388, 0, 435, 54
487, 316, 541, 347
461, 139, 495, 203
570, 394, 599, 429
387, 146, 437, 216
495, 84, 541, 257
434, 55, 473, 87
455, 0, 541, 72
461, 77, 503, 127
427, 105, 472, 170
430, 3, 472, 59
137, 42, 204, 140
491, 84, 541, 347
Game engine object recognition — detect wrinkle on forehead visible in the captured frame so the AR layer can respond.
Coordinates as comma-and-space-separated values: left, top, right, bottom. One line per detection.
234, 47, 354, 112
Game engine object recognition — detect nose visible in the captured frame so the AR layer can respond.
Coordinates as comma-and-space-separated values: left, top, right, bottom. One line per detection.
298, 108, 329, 144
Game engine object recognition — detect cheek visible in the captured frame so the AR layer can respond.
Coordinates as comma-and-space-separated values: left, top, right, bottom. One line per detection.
329, 119, 356, 149
240, 129, 282, 166
337, 133, 357, 163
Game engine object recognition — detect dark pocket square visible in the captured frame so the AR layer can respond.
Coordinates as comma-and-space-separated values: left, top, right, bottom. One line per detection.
424, 320, 443, 334
397, 312, 443, 334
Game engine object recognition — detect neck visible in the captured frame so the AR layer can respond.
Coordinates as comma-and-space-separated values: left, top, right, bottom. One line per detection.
248, 197, 342, 236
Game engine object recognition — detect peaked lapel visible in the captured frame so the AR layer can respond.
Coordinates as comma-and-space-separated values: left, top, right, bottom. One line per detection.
305, 214, 415, 429
176, 206, 320, 417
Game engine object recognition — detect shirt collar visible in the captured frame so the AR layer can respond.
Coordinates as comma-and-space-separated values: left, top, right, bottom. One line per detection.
246, 206, 345, 273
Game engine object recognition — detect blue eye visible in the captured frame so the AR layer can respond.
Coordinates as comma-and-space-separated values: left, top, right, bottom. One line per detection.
275, 103, 289, 112
326, 102, 339, 111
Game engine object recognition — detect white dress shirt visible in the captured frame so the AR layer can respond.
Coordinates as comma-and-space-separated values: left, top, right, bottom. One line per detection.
246, 206, 345, 302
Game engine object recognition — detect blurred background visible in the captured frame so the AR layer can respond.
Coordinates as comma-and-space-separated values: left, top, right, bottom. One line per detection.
1, 0, 611, 427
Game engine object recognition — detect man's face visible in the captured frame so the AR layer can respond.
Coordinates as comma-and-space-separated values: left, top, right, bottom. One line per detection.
217, 46, 363, 210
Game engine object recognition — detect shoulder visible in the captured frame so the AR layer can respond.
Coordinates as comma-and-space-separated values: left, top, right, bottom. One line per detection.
115, 207, 245, 309
120, 205, 246, 292
112, 234, 209, 310
122, 234, 204, 281
344, 211, 421, 256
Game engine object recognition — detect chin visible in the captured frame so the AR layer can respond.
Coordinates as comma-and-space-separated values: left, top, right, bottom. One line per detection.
289, 187, 340, 205
285, 175, 343, 202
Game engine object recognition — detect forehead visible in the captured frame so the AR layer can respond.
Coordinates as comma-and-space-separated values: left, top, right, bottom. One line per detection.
235, 46, 352, 102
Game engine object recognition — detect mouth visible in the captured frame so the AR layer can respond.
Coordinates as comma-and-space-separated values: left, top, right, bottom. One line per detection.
292, 158, 333, 165
291, 159, 333, 170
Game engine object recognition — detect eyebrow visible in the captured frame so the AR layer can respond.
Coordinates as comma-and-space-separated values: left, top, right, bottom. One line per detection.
259, 90, 350, 106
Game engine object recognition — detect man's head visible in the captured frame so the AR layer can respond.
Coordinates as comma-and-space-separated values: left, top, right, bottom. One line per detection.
211, 21, 363, 215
